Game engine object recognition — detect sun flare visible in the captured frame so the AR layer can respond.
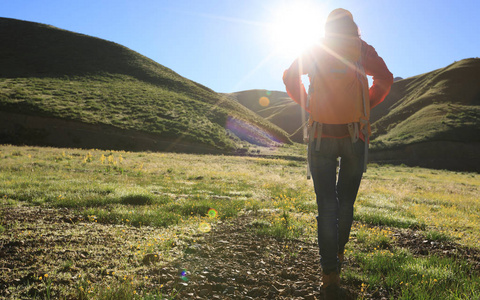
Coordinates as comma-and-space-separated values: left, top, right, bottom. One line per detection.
268, 2, 325, 59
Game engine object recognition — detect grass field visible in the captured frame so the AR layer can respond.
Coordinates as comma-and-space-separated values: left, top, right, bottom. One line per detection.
1, 144, 479, 299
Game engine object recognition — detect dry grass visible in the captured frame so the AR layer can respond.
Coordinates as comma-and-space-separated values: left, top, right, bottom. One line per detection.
0, 145, 479, 299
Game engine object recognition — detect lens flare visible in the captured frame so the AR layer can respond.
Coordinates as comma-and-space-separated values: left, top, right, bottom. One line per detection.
259, 96, 270, 107
208, 208, 218, 218
198, 222, 211, 233
225, 116, 282, 146
180, 269, 188, 282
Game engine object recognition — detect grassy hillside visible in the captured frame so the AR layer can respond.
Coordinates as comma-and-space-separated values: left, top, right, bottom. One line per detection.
370, 58, 480, 149
229, 60, 480, 170
225, 90, 306, 143
0, 17, 291, 152
229, 59, 480, 151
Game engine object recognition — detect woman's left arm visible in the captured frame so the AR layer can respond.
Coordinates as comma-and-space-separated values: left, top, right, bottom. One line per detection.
362, 41, 394, 109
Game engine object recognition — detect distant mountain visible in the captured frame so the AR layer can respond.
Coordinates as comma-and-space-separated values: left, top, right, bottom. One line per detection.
369, 58, 480, 171
225, 90, 306, 143
0, 17, 291, 153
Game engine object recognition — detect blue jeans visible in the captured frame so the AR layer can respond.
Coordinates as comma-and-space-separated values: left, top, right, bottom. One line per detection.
309, 137, 365, 274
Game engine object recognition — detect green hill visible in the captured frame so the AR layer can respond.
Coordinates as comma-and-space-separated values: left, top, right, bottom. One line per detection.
0, 17, 291, 153
230, 59, 480, 171
225, 90, 306, 143
369, 58, 480, 171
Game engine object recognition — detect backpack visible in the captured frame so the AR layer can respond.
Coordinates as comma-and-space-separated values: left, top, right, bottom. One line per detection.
305, 37, 370, 171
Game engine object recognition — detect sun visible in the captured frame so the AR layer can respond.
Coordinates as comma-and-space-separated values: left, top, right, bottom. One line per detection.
267, 2, 325, 59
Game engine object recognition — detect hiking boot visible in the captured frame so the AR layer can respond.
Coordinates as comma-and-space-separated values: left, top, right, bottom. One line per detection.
321, 271, 340, 288
320, 272, 345, 300
321, 271, 343, 299
321, 284, 345, 300
320, 271, 345, 300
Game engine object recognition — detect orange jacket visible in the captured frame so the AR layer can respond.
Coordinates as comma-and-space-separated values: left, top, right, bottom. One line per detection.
283, 39, 393, 115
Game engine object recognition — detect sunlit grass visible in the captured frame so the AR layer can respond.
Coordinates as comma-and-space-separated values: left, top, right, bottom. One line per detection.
1, 145, 479, 299
253, 210, 317, 240
359, 165, 480, 247
1, 145, 478, 247
352, 223, 396, 251
347, 247, 480, 299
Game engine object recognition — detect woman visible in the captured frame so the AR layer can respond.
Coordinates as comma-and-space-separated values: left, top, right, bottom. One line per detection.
283, 8, 393, 297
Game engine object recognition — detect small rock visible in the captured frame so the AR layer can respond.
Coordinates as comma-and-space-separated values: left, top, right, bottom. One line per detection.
78, 251, 88, 259
198, 289, 210, 297
224, 286, 235, 294
280, 286, 291, 295
304, 294, 316, 300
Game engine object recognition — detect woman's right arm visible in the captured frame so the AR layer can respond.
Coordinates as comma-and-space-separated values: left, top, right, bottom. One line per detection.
283, 52, 314, 112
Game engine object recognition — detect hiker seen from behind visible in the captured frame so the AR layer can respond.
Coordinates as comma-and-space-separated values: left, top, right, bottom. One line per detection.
283, 8, 393, 299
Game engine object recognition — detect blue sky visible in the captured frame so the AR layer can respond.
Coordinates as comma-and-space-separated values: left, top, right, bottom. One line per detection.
2, 0, 479, 93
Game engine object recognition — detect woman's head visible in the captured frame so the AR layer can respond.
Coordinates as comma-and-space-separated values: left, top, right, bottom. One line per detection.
325, 8, 359, 38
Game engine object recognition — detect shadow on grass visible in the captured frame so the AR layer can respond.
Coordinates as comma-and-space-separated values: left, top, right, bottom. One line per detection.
121, 194, 155, 206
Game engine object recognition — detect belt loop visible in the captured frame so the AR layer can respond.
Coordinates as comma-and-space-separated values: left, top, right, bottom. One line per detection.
348, 123, 354, 142
348, 123, 359, 143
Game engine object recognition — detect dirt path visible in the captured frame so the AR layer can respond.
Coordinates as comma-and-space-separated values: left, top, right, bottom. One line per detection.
155, 213, 480, 300
159, 214, 356, 299
1, 207, 479, 299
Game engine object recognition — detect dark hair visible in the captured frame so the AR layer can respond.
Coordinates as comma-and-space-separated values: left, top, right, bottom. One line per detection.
325, 13, 360, 37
